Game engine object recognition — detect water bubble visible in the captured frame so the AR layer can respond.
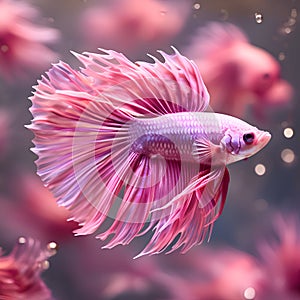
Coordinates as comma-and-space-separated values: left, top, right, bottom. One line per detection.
255, 12, 263, 24
281, 148, 295, 164
278, 52, 286, 61
193, 3, 201, 10
244, 287, 256, 299
47, 241, 58, 255
283, 127, 294, 138
39, 260, 50, 270
18, 237, 26, 244
254, 164, 266, 176
48, 241, 58, 250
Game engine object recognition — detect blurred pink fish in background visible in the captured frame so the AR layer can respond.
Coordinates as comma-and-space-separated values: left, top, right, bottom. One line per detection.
0, 171, 75, 245
258, 215, 300, 299
10, 171, 76, 242
100, 213, 299, 300
153, 247, 265, 300
68, 238, 167, 300
71, 213, 300, 300
0, 237, 57, 299
0, 0, 60, 82
79, 0, 190, 55
185, 22, 294, 119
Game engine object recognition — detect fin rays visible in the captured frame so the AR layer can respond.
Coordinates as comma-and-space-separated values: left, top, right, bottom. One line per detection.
29, 47, 229, 257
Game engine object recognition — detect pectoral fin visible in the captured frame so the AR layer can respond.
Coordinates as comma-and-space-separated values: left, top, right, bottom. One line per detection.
192, 138, 222, 164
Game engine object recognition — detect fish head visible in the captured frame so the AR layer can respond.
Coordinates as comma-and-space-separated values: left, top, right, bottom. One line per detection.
222, 119, 271, 164
234, 45, 280, 95
238, 129, 271, 158
257, 78, 294, 105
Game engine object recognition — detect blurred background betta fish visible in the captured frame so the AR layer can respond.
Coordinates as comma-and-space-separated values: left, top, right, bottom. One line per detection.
151, 247, 265, 300
0, 171, 76, 244
185, 22, 294, 119
98, 213, 299, 300
0, 237, 57, 299
0, 0, 60, 82
79, 0, 190, 56
257, 214, 300, 299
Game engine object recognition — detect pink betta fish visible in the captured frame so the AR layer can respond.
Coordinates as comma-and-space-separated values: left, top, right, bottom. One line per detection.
151, 248, 265, 300
28, 47, 271, 257
9, 171, 76, 242
185, 22, 293, 119
0, 237, 57, 299
257, 215, 300, 299
0, 0, 60, 81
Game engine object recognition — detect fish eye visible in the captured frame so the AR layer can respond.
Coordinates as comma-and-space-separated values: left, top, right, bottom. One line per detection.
243, 133, 255, 144
262, 73, 270, 80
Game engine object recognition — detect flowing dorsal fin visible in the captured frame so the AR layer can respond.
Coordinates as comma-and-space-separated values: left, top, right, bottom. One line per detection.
69, 47, 210, 117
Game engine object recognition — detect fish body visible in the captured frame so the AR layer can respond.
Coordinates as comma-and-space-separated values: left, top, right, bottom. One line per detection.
130, 112, 269, 165
28, 47, 271, 257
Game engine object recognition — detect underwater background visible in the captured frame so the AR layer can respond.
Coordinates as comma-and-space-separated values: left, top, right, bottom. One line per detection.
0, 0, 299, 299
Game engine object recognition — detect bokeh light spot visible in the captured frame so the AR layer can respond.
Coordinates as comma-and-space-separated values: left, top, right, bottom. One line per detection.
278, 52, 286, 61
193, 3, 201, 10
254, 164, 266, 176
281, 149, 295, 164
283, 127, 294, 138
18, 237, 26, 244
39, 260, 50, 270
244, 287, 256, 299
48, 241, 58, 250
47, 241, 58, 255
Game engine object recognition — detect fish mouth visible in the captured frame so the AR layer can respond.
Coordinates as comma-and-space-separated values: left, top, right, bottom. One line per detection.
258, 131, 272, 148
